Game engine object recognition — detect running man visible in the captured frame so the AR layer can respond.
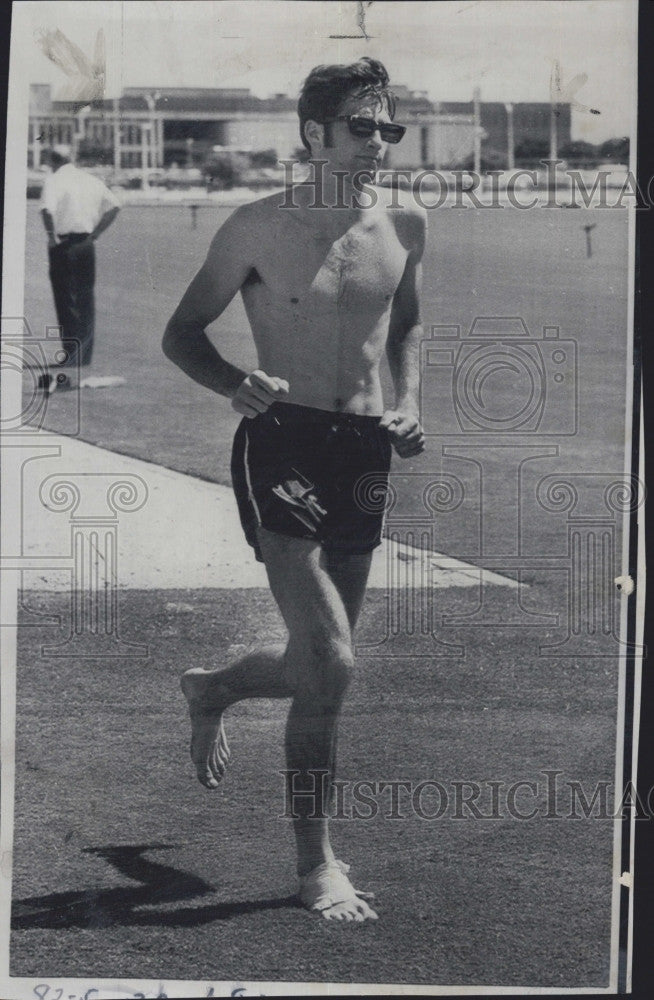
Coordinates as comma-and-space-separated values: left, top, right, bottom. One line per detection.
163, 57, 426, 922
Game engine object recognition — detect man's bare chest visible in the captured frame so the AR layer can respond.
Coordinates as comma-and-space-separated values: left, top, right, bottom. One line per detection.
250, 216, 408, 311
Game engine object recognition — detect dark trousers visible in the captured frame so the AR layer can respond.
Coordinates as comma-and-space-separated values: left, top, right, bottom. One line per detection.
48, 234, 96, 367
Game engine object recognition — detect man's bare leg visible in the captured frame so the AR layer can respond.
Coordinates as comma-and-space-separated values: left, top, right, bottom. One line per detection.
312, 550, 372, 787
181, 546, 373, 788
181, 529, 377, 919
181, 645, 294, 788
256, 529, 377, 920
327, 550, 374, 632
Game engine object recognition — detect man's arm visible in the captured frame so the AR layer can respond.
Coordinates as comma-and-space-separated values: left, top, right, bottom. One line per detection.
40, 173, 57, 247
381, 208, 427, 458
162, 206, 288, 416
91, 205, 119, 241
40, 209, 57, 247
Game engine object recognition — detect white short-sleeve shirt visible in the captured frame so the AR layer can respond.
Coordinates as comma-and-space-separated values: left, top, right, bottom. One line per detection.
40, 163, 121, 236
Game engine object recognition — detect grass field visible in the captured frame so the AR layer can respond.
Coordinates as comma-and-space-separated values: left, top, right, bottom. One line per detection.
21, 201, 631, 557
11, 199, 634, 989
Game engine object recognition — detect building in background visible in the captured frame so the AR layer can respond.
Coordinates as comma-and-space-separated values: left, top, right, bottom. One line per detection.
385, 85, 476, 169
439, 101, 572, 167
28, 83, 571, 174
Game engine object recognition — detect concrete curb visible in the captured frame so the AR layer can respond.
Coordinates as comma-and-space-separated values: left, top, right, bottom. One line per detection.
17, 430, 518, 591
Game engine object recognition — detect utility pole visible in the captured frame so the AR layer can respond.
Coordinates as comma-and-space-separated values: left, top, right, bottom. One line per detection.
549, 98, 558, 161
505, 102, 515, 170
113, 96, 121, 170
473, 87, 481, 174
141, 122, 151, 191
144, 91, 160, 168
432, 101, 441, 171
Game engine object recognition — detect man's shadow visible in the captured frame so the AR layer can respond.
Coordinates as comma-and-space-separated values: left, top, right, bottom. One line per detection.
12, 843, 298, 929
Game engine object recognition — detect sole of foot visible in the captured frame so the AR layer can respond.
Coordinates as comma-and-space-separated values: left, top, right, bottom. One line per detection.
180, 668, 231, 789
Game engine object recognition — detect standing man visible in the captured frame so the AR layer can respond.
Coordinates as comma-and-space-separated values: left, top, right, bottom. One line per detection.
163, 57, 426, 922
39, 143, 120, 389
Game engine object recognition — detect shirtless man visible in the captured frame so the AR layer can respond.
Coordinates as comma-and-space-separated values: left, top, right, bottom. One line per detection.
163, 57, 426, 923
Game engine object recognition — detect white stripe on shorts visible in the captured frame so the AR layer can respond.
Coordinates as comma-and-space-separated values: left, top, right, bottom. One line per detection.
243, 425, 262, 526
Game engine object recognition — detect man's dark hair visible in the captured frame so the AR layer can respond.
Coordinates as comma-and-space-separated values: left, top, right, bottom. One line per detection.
297, 57, 397, 151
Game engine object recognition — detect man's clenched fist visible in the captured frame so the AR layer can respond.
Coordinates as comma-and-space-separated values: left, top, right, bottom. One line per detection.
379, 410, 425, 458
231, 370, 290, 418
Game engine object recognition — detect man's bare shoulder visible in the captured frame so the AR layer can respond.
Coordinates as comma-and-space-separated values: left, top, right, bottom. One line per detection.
232, 189, 293, 222
377, 187, 427, 252
218, 189, 290, 243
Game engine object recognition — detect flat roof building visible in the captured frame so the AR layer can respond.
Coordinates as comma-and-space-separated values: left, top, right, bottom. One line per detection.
28, 84, 569, 173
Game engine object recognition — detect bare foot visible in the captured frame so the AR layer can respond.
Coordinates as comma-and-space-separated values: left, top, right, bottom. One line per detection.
320, 896, 378, 922
299, 860, 378, 922
180, 668, 231, 789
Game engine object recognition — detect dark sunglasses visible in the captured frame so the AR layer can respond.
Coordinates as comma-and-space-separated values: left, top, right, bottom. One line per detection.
326, 115, 406, 144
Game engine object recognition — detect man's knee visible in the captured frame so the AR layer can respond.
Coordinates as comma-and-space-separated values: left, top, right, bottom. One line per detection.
327, 639, 354, 689
305, 637, 354, 701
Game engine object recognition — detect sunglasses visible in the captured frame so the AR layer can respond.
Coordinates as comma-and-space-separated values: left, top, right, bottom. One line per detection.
326, 115, 406, 144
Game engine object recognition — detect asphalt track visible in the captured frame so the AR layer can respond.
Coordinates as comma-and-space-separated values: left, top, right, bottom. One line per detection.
12, 576, 619, 988
8, 200, 631, 989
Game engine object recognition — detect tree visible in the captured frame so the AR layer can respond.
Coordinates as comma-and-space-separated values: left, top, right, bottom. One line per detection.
514, 137, 550, 164
459, 147, 508, 172
293, 146, 311, 164
559, 140, 599, 164
599, 137, 629, 163
249, 148, 279, 168
203, 150, 249, 190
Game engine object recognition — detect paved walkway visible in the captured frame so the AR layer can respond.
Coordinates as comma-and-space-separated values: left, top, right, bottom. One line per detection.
14, 431, 518, 591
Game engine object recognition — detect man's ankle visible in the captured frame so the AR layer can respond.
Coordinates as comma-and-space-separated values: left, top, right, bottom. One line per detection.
296, 847, 337, 878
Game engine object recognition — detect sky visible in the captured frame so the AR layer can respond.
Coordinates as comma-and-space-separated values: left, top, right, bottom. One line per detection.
14, 0, 637, 143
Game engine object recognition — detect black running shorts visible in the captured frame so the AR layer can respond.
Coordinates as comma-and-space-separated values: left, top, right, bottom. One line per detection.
231, 402, 392, 563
